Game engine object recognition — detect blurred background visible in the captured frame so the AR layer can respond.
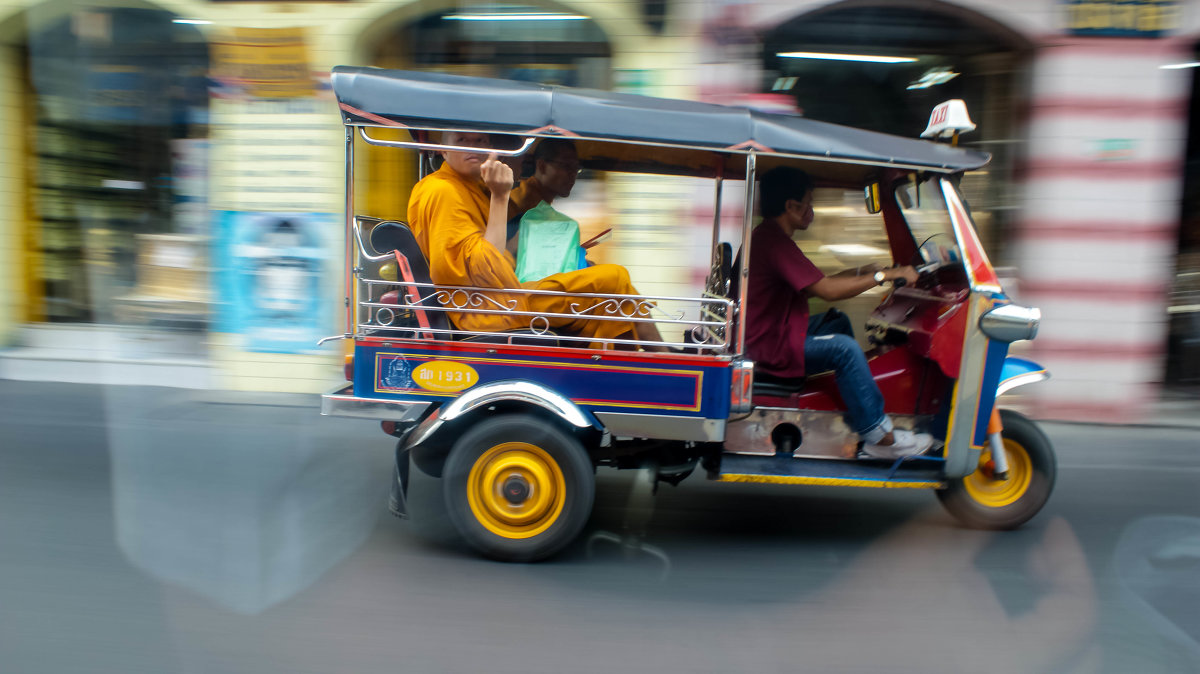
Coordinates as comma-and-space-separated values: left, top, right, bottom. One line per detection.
2, 3, 1200, 674
1, 0, 1199, 419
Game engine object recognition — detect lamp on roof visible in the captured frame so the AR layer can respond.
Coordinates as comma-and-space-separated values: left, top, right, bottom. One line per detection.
920, 99, 976, 146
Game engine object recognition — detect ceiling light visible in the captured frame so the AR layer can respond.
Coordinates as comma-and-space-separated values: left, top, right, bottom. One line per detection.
444, 12, 589, 21
907, 66, 960, 90
777, 51, 916, 64
771, 77, 798, 91
1161, 62, 1200, 69
172, 19, 212, 25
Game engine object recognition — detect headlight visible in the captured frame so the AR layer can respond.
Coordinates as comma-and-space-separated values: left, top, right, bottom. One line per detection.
979, 304, 1040, 343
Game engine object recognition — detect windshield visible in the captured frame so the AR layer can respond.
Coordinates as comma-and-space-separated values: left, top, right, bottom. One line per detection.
895, 178, 961, 267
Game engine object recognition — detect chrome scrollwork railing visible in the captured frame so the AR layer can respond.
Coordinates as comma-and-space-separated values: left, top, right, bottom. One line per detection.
350, 216, 732, 352
358, 278, 732, 352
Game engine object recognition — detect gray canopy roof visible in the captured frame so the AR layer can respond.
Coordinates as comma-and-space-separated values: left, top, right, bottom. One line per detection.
332, 65, 989, 182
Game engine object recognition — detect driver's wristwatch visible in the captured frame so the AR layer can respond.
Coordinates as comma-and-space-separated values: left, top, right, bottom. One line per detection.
873, 271, 887, 286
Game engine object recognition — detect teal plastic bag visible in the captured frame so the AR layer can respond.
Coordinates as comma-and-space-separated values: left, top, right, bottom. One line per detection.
515, 201, 585, 283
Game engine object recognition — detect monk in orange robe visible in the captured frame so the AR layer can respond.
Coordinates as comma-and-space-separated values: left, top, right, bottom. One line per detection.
407, 131, 665, 350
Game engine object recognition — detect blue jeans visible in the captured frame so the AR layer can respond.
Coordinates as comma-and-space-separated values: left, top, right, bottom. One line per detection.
805, 310, 891, 443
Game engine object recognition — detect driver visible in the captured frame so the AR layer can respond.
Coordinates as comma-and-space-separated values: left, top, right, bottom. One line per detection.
746, 166, 932, 459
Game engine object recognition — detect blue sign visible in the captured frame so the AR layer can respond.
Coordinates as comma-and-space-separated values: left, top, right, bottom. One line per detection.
214, 211, 332, 353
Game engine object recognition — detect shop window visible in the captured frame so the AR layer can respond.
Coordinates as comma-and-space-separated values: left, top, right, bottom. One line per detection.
23, 8, 208, 323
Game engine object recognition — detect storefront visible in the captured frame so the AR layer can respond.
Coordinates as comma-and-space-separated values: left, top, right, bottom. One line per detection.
684, 0, 1193, 422
0, 0, 1195, 418
0, 0, 664, 391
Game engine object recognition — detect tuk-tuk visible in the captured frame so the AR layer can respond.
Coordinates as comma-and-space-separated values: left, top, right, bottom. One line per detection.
321, 65, 1054, 562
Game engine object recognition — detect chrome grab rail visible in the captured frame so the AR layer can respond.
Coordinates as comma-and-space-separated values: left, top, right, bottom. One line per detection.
358, 127, 536, 155
357, 323, 719, 351
352, 217, 392, 263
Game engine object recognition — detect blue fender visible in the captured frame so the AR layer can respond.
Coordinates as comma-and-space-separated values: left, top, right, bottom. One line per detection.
996, 357, 1050, 397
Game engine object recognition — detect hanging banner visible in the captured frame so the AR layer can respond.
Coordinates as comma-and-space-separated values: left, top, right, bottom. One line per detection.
1063, 0, 1180, 37
214, 211, 332, 353
211, 28, 314, 98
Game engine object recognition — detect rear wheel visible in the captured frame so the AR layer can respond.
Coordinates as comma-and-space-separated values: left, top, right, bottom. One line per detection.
443, 414, 594, 562
937, 409, 1056, 529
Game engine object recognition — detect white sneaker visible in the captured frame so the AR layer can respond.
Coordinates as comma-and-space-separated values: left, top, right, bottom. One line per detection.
861, 429, 934, 459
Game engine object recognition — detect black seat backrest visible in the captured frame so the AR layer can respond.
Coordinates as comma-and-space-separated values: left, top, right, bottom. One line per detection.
730, 244, 743, 301
752, 370, 806, 397
369, 221, 450, 335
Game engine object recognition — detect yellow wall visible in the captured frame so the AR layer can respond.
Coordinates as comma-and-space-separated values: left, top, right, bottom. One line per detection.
0, 44, 25, 346
0, 0, 687, 390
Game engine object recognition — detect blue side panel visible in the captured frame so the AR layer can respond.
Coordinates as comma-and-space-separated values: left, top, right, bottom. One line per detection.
353, 342, 732, 419
972, 339, 1010, 447
1000, 356, 1046, 383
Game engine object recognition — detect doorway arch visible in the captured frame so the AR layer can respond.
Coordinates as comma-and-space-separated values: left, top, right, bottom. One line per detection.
761, 0, 1032, 259
352, 2, 616, 221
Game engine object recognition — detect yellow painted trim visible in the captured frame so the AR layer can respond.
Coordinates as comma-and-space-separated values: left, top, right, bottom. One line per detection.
380, 351, 707, 377
945, 377, 963, 450
373, 351, 706, 410
568, 398, 698, 411
717, 474, 943, 489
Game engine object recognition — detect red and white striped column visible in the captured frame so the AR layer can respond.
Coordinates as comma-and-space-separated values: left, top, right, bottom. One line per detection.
1012, 37, 1192, 422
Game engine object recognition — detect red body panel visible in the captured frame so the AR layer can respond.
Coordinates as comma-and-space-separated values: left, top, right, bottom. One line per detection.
752, 346, 948, 415
752, 280, 964, 416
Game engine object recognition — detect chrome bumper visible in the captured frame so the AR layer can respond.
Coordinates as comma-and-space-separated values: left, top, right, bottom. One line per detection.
320, 384, 432, 422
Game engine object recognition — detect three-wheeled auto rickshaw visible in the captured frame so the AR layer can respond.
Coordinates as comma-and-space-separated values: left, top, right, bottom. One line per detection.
321, 65, 1054, 562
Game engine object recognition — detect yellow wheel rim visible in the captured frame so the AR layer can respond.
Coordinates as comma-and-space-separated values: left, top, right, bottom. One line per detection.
963, 438, 1033, 508
466, 442, 567, 539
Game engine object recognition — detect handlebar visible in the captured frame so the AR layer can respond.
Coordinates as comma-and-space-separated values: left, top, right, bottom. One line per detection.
892, 261, 943, 289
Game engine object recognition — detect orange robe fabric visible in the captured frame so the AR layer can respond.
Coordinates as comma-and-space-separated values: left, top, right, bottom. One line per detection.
407, 164, 644, 344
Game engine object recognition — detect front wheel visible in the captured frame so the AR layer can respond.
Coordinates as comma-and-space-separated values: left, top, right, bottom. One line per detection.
443, 414, 595, 562
937, 409, 1056, 530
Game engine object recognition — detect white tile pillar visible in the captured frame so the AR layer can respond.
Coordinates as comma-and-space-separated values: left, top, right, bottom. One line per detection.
1012, 37, 1191, 422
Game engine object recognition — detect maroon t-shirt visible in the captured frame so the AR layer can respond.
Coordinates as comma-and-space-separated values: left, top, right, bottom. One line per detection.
744, 219, 825, 377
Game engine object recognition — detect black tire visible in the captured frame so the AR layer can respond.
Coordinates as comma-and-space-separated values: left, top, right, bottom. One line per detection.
442, 414, 595, 562
936, 409, 1056, 530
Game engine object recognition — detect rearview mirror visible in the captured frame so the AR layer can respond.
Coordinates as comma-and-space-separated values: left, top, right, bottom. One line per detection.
864, 183, 881, 214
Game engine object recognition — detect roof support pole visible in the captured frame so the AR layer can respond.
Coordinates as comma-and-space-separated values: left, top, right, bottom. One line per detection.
736, 151, 756, 356
344, 125, 356, 337
711, 170, 723, 270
